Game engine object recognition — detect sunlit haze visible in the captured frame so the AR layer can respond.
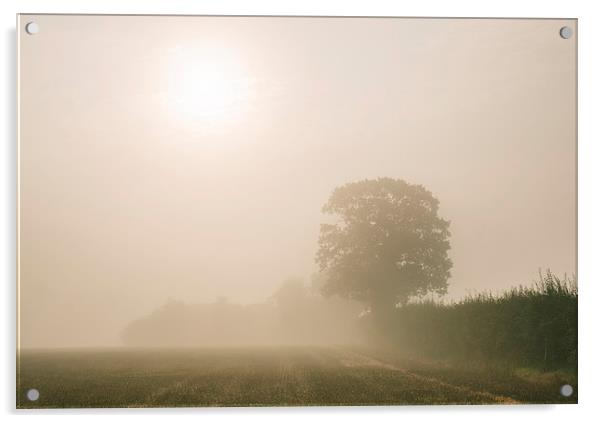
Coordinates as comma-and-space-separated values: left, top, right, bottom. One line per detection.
19, 16, 576, 348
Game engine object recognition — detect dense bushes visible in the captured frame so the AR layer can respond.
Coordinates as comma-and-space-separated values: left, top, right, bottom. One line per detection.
386, 271, 577, 369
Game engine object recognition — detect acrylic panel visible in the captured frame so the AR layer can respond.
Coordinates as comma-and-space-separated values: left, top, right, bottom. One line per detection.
17, 15, 577, 408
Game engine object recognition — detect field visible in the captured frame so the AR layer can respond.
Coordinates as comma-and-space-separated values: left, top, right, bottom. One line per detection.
17, 347, 577, 408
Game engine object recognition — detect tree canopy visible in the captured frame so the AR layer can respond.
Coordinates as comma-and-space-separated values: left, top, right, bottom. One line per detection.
316, 178, 452, 316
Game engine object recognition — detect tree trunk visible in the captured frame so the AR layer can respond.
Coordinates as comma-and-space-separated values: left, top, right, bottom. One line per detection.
370, 294, 396, 325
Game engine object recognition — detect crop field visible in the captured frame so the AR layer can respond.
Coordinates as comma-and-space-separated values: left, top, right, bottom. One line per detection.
17, 347, 576, 408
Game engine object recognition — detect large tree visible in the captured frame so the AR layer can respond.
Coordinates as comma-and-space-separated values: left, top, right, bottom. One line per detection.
316, 178, 452, 319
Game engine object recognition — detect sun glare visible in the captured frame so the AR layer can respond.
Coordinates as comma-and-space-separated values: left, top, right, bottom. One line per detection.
163, 45, 254, 132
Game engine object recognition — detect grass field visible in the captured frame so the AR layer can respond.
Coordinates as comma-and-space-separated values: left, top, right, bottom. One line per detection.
16, 347, 576, 408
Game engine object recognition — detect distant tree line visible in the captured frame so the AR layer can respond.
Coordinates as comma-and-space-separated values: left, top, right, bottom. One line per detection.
121, 278, 365, 347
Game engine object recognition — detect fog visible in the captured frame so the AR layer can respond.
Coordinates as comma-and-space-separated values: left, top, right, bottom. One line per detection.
18, 16, 576, 348
121, 278, 367, 347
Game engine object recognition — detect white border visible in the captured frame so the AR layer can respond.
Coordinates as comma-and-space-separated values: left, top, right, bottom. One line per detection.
2, 1, 601, 422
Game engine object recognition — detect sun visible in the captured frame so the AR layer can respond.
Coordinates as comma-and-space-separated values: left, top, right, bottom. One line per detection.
162, 45, 254, 132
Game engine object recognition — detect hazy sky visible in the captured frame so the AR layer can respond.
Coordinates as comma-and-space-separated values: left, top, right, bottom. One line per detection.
19, 16, 576, 347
